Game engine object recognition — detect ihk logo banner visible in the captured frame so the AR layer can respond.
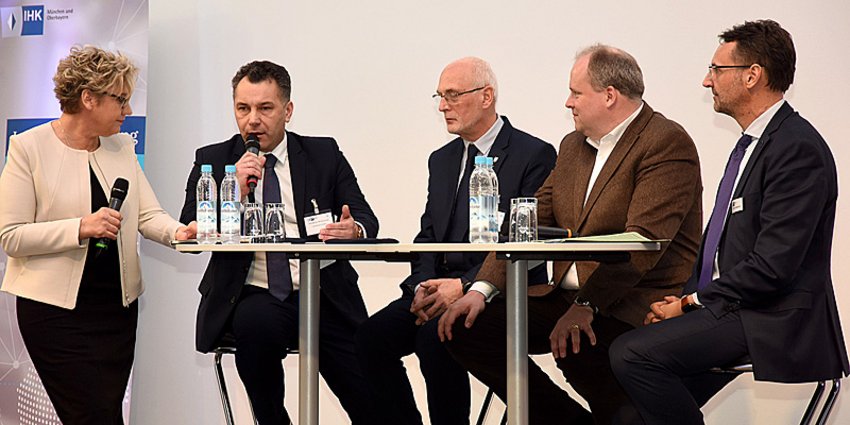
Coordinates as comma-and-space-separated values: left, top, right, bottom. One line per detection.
1, 5, 44, 37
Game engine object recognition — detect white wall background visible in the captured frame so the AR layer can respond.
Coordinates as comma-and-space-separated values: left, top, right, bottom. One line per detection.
132, 1, 850, 423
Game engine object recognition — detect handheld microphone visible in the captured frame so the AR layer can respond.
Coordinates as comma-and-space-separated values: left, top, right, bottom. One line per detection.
245, 134, 261, 191
95, 178, 129, 251
537, 226, 576, 240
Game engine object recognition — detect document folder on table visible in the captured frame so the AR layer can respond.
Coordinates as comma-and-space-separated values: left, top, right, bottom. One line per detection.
543, 231, 652, 243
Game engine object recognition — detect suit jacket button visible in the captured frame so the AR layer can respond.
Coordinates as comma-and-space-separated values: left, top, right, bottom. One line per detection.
230, 296, 237, 304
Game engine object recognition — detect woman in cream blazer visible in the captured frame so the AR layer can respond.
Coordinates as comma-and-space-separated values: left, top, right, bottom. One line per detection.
0, 46, 195, 424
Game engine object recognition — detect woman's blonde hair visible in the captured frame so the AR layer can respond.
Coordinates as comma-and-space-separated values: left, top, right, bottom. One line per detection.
53, 45, 138, 113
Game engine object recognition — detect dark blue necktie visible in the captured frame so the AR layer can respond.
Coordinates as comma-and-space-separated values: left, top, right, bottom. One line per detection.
698, 134, 753, 290
263, 153, 293, 301
448, 144, 480, 242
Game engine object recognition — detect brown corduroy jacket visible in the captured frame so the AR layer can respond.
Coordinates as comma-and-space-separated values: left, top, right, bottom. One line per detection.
476, 103, 703, 328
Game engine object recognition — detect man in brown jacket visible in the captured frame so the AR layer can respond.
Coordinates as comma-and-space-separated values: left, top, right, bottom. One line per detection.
438, 45, 703, 424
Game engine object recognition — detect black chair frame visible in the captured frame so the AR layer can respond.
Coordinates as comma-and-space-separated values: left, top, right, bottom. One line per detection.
476, 365, 841, 425
213, 342, 299, 425
711, 364, 841, 425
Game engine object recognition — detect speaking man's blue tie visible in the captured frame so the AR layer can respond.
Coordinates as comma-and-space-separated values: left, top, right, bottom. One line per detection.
698, 134, 753, 290
263, 153, 293, 301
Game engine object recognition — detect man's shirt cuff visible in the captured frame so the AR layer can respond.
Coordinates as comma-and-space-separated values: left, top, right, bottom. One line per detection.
691, 292, 702, 305
469, 281, 499, 303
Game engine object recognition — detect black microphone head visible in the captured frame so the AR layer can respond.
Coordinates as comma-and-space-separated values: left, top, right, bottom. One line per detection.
245, 134, 261, 155
111, 178, 129, 201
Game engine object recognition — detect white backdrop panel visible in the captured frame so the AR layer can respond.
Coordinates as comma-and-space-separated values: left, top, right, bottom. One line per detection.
134, 1, 850, 423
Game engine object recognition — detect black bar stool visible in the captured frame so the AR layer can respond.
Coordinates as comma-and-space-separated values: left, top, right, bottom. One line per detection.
213, 334, 298, 425
711, 363, 841, 425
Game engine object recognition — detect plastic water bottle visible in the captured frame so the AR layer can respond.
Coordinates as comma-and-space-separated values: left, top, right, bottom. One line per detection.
469, 156, 499, 243
220, 165, 241, 244
485, 156, 500, 237
196, 164, 217, 244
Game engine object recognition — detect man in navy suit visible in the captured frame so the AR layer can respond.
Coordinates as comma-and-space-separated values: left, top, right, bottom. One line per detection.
355, 57, 556, 424
180, 61, 378, 424
610, 20, 849, 424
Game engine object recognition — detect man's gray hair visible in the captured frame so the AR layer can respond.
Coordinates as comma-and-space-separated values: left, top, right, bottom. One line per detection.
455, 56, 499, 101
577, 44, 644, 100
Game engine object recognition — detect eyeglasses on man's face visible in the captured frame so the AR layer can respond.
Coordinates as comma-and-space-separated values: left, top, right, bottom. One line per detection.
707, 64, 756, 76
104, 93, 130, 108
432, 86, 486, 104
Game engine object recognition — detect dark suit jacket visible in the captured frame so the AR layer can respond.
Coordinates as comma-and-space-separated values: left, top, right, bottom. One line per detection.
477, 104, 703, 328
400, 117, 556, 292
180, 131, 378, 353
683, 102, 849, 382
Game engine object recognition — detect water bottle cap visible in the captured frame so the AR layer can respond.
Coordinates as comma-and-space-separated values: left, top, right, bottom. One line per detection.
225, 165, 236, 173
201, 164, 213, 173
474, 155, 487, 166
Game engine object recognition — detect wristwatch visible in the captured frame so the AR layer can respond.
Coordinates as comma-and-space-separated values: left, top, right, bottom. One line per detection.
680, 294, 702, 313
574, 297, 598, 314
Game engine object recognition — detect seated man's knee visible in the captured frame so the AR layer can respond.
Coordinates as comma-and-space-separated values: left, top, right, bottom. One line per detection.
414, 320, 445, 359
354, 317, 383, 356
609, 330, 645, 376
444, 317, 480, 356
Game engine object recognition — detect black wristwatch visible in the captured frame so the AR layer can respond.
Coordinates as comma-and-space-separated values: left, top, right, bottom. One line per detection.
574, 297, 598, 314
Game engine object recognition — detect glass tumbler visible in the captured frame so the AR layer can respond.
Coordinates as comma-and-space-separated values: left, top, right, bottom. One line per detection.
264, 202, 286, 243
509, 197, 538, 242
243, 203, 265, 243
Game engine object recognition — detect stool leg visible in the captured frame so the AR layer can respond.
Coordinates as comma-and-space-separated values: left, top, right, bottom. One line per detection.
814, 379, 841, 425
214, 351, 235, 425
475, 389, 509, 425
476, 389, 495, 425
799, 381, 825, 425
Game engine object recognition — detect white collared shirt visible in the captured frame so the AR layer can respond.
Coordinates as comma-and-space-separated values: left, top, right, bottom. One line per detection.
692, 98, 785, 304
246, 132, 302, 291
457, 116, 503, 189
423, 117, 504, 297
560, 103, 644, 289
710, 99, 786, 280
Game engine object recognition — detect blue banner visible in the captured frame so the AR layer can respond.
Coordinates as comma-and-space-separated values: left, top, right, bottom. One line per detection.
0, 1, 149, 422
6, 117, 147, 168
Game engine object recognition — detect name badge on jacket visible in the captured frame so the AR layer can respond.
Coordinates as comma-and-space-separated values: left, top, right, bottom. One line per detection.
731, 197, 744, 214
305, 210, 333, 236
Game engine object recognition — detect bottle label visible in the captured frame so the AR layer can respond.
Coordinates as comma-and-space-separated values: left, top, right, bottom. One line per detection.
220, 201, 240, 233
197, 201, 216, 233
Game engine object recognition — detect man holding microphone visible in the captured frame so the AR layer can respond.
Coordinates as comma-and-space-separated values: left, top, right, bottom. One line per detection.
180, 60, 378, 424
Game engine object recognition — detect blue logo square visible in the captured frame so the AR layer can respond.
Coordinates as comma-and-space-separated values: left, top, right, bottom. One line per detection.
21, 5, 43, 36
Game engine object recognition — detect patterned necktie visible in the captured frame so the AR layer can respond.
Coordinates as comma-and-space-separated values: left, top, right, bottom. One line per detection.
263, 153, 293, 301
698, 134, 753, 290
448, 144, 480, 242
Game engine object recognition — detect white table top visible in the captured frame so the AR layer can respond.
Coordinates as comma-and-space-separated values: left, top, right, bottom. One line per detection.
174, 240, 662, 253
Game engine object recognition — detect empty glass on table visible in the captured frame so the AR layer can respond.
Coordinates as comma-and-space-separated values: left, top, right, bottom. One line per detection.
265, 202, 286, 243
509, 197, 538, 242
243, 202, 264, 243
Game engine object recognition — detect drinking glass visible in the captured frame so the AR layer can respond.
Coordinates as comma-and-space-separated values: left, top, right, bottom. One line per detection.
243, 203, 264, 242
509, 197, 538, 242
264, 202, 286, 243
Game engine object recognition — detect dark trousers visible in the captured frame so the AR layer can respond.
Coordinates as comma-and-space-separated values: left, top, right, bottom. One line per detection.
231, 285, 375, 425
609, 308, 746, 425
355, 293, 471, 425
446, 289, 644, 425
17, 297, 137, 425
